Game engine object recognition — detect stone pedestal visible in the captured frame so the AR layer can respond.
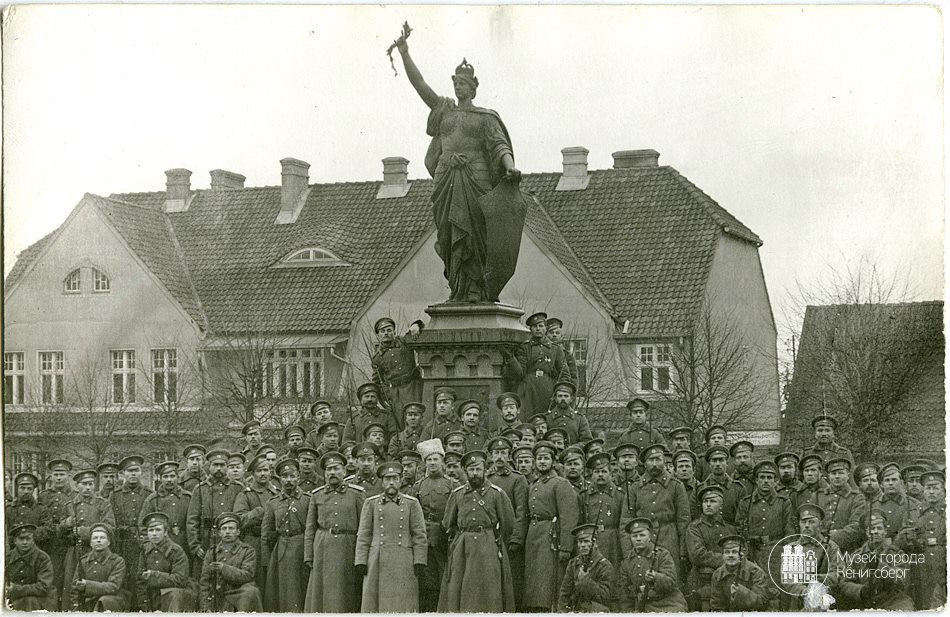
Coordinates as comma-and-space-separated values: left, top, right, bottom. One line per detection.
408, 302, 528, 428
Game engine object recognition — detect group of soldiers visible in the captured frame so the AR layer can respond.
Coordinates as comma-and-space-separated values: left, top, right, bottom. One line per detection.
4, 313, 947, 613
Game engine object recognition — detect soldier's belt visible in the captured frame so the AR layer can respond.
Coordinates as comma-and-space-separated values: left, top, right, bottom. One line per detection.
276, 528, 304, 538
386, 370, 418, 388
459, 526, 494, 533
529, 515, 553, 522
327, 529, 357, 536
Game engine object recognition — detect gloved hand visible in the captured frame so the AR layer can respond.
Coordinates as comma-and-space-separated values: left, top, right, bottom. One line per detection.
355, 564, 368, 577
414, 564, 426, 578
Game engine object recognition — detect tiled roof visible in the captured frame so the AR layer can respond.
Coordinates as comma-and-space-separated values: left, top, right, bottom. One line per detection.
4, 229, 57, 290
8, 163, 762, 336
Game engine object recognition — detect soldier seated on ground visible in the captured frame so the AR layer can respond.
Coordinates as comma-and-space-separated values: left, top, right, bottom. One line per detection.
556, 524, 614, 612
5, 523, 54, 611
709, 535, 769, 611
138, 512, 197, 612
199, 512, 262, 612
70, 523, 130, 612
617, 518, 687, 612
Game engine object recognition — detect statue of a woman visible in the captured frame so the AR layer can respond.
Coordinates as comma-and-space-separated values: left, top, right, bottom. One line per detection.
395, 29, 523, 303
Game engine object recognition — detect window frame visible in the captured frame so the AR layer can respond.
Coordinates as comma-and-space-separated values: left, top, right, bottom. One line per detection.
566, 338, 589, 398
111, 349, 137, 404
151, 348, 178, 404
63, 269, 81, 294
262, 348, 324, 400
92, 268, 111, 293
275, 247, 349, 268
636, 343, 673, 394
4, 351, 26, 405
38, 350, 65, 404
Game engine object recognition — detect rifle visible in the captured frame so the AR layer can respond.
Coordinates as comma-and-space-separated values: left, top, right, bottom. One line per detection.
209, 522, 219, 611
634, 522, 662, 611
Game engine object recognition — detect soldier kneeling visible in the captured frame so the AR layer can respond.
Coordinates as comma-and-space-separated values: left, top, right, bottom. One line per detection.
199, 512, 262, 612
557, 523, 615, 612
70, 523, 131, 611
5, 523, 55, 611
139, 511, 198, 611
710, 535, 770, 610
617, 518, 687, 612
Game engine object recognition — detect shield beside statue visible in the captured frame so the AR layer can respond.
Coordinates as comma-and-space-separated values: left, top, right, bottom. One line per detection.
478, 179, 528, 302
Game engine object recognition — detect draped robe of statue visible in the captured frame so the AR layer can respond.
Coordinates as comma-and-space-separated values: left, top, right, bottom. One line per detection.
425, 96, 523, 302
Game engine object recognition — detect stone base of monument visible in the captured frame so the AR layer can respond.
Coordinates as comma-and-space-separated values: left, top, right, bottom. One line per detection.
409, 302, 529, 430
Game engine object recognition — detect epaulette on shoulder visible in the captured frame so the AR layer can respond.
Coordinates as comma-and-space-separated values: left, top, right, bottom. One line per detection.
403, 493, 419, 502
348, 484, 365, 492
312, 485, 326, 494
452, 484, 467, 493
366, 492, 382, 500
489, 483, 504, 493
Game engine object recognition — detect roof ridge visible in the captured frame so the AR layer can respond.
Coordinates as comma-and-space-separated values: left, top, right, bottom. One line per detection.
93, 192, 165, 213
807, 300, 944, 310
665, 168, 762, 246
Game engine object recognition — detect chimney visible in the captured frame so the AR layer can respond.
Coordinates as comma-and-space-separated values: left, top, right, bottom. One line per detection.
210, 169, 246, 191
275, 157, 311, 224
556, 146, 590, 191
376, 156, 411, 199
612, 149, 660, 169
164, 168, 193, 212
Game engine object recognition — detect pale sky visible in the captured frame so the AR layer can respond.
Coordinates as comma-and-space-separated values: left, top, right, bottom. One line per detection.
3, 5, 944, 340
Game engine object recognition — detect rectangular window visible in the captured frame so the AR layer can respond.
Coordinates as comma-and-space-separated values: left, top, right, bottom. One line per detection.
264, 348, 323, 399
4, 352, 25, 405
39, 351, 65, 404
151, 349, 178, 403
567, 339, 588, 397
111, 350, 136, 404
12, 452, 46, 475
637, 344, 672, 393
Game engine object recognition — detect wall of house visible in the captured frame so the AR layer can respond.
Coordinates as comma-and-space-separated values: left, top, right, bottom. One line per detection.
352, 229, 626, 401
703, 234, 782, 439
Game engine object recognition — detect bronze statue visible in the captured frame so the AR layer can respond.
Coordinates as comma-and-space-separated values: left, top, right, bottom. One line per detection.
393, 23, 526, 303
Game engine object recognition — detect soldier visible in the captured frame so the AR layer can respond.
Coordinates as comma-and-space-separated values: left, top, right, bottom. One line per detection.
422, 386, 460, 440
185, 449, 245, 578
371, 316, 423, 431
388, 402, 427, 460
803, 413, 854, 468
833, 509, 915, 610
96, 463, 120, 499
69, 523, 130, 612
363, 422, 387, 452
492, 391, 523, 437
673, 450, 701, 520
110, 454, 148, 604
556, 523, 614, 612
668, 427, 692, 455
912, 469, 946, 609
355, 461, 428, 612
869, 462, 921, 548
501, 427, 524, 446
140, 461, 191, 563
901, 463, 927, 502
486, 436, 529, 608
261, 458, 310, 612
583, 438, 605, 459
734, 460, 794, 609
523, 440, 579, 611
545, 381, 593, 445
311, 421, 342, 460
178, 445, 206, 492
199, 512, 263, 612
439, 450, 516, 611
301, 400, 333, 451
228, 452, 248, 484
234, 453, 278, 589
685, 486, 736, 610
240, 420, 265, 459
400, 450, 424, 491
545, 317, 579, 385
5, 523, 54, 611
778, 503, 843, 610
343, 382, 399, 450
502, 311, 572, 419
303, 451, 366, 612
37, 458, 75, 607
578, 452, 623, 569
794, 453, 825, 509
613, 443, 640, 557
818, 457, 867, 551
283, 425, 306, 458
340, 441, 359, 476
629, 443, 691, 581
695, 425, 728, 482
723, 441, 755, 524
709, 535, 769, 611
6, 472, 53, 552
513, 445, 537, 484
544, 427, 569, 454
528, 413, 548, 442
616, 398, 665, 453
62, 469, 116, 600
774, 451, 803, 500
443, 429, 466, 456
345, 442, 384, 497
297, 446, 323, 493
854, 462, 882, 503
561, 446, 588, 495
444, 452, 464, 483
617, 517, 688, 611
517, 423, 537, 449
137, 511, 197, 611
697, 446, 732, 492
457, 399, 490, 452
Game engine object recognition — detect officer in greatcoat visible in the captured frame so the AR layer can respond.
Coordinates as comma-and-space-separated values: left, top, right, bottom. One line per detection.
262, 458, 310, 612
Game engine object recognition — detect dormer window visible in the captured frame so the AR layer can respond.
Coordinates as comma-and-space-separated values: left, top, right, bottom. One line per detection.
93, 268, 111, 292
64, 269, 81, 293
275, 247, 348, 268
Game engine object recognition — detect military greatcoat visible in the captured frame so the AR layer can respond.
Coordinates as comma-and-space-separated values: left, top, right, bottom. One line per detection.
261, 489, 310, 612
709, 559, 770, 611
185, 477, 244, 569
62, 493, 116, 598
37, 485, 75, 606
545, 409, 593, 445
198, 538, 262, 612
685, 515, 736, 610
556, 548, 615, 612
371, 335, 423, 431
503, 337, 571, 419
414, 473, 462, 611
579, 484, 624, 569
234, 481, 279, 589
70, 548, 129, 612
817, 484, 867, 551
140, 486, 192, 562
303, 483, 366, 613
5, 543, 54, 611
523, 471, 580, 610
629, 470, 691, 578
138, 537, 197, 612
6, 495, 54, 548
617, 544, 687, 612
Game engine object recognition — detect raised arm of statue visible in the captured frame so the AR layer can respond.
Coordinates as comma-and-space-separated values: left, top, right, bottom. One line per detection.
395, 29, 439, 110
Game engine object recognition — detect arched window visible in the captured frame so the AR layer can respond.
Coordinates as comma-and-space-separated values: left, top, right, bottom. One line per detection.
63, 269, 81, 293
93, 268, 111, 292
276, 247, 348, 268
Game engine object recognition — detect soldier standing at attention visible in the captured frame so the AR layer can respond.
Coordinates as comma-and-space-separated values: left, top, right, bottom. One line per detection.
493, 392, 524, 437
234, 454, 278, 590
695, 425, 728, 482
140, 461, 192, 564
579, 452, 624, 569
697, 446, 732, 494
303, 452, 366, 613
240, 421, 266, 460
371, 316, 423, 431
486, 436, 529, 608
803, 414, 854, 468
794, 454, 826, 510
684, 486, 735, 610
513, 446, 538, 485
283, 425, 306, 458
818, 457, 867, 552
400, 451, 424, 492
296, 447, 323, 493
523, 440, 579, 611
6, 472, 53, 554
774, 451, 803, 500
96, 464, 120, 499
178, 445, 206, 493
673, 450, 701, 520
545, 381, 593, 445
185, 449, 244, 579
302, 400, 334, 451
561, 446, 588, 496
388, 402, 427, 460
37, 459, 75, 607
111, 455, 148, 605
544, 317, 578, 385
343, 383, 400, 451
262, 458, 310, 612
345, 442, 384, 497
502, 311, 572, 419
912, 469, 947, 609
723, 441, 756, 525
616, 399, 665, 453
423, 386, 460, 440
854, 462, 882, 503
